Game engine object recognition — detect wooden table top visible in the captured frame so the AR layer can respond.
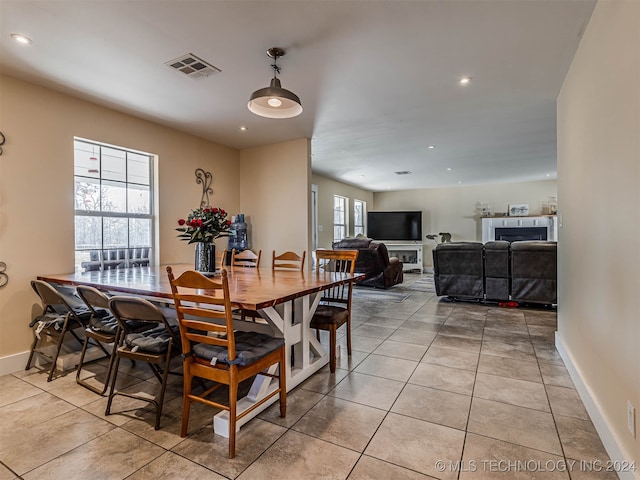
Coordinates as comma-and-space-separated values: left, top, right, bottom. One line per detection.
38, 264, 364, 310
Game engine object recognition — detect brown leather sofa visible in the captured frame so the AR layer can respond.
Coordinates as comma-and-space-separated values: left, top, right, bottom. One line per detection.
332, 238, 403, 289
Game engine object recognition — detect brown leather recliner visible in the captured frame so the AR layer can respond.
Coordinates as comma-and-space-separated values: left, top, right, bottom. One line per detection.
332, 238, 403, 289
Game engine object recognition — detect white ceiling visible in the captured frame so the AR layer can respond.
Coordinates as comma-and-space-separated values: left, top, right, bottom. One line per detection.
0, 0, 596, 192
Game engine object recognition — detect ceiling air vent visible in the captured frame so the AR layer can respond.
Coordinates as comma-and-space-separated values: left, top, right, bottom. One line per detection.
394, 171, 412, 175
165, 53, 221, 79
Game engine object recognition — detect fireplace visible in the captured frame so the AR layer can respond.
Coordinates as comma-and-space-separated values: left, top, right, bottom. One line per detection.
482, 216, 557, 243
494, 227, 547, 242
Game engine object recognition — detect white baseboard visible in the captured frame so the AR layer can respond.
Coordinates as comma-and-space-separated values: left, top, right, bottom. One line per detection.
0, 350, 31, 376
0, 345, 106, 376
556, 333, 640, 480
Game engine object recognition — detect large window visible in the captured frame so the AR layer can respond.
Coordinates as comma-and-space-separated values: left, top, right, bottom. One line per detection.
333, 195, 348, 242
354, 199, 366, 237
74, 139, 154, 272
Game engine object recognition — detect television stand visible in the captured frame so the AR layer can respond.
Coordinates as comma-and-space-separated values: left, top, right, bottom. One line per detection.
385, 243, 423, 272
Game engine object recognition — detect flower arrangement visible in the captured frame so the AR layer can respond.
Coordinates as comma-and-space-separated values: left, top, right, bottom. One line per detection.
176, 206, 231, 244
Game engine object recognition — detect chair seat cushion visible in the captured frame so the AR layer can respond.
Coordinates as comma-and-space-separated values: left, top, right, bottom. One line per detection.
51, 305, 93, 322
91, 314, 149, 335
28, 313, 66, 330
192, 331, 284, 367
124, 325, 180, 354
310, 305, 348, 326
89, 314, 119, 334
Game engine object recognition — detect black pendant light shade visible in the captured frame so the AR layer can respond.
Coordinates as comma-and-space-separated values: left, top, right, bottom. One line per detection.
248, 48, 303, 119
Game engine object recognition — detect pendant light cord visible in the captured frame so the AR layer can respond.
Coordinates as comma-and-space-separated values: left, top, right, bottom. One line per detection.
270, 58, 281, 77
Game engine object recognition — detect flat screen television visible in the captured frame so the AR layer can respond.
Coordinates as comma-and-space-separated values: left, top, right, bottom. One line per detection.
367, 211, 422, 241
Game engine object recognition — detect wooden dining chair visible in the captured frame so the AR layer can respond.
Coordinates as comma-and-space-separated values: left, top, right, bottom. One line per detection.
231, 249, 261, 268
312, 249, 358, 373
27, 280, 93, 382
166, 266, 286, 459
272, 250, 306, 271
106, 296, 181, 430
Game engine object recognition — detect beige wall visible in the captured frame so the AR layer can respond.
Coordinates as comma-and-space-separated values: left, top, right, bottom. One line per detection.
240, 139, 311, 266
557, 0, 639, 469
0, 75, 240, 363
374, 180, 557, 268
311, 174, 375, 248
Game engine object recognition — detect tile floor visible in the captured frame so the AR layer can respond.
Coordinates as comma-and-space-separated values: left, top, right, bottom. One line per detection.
0, 274, 617, 480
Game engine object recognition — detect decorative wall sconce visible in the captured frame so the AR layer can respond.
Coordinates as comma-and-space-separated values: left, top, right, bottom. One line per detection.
195, 168, 213, 207
0, 262, 8, 288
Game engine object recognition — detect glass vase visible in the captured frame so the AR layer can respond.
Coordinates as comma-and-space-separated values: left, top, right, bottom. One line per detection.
194, 242, 215, 273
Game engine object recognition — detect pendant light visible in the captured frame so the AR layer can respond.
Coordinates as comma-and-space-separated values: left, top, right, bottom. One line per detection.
248, 47, 302, 119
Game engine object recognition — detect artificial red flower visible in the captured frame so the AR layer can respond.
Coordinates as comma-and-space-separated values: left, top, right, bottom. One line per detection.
176, 206, 231, 244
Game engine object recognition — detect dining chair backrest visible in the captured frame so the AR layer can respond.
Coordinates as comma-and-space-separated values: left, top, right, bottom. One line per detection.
166, 267, 237, 361
314, 249, 358, 306
216, 248, 228, 271
272, 250, 306, 271
76, 285, 110, 313
108, 296, 178, 346
231, 249, 261, 268
31, 280, 67, 314
30, 280, 89, 320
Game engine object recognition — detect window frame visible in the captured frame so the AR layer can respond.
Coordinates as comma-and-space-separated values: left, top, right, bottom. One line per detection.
333, 195, 348, 242
73, 138, 155, 272
353, 199, 366, 237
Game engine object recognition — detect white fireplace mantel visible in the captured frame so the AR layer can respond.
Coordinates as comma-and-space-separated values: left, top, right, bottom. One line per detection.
481, 216, 557, 243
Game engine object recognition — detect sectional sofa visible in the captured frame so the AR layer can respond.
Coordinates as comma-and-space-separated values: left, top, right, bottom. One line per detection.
432, 240, 557, 305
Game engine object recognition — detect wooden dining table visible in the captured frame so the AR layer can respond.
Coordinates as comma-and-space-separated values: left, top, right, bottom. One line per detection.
38, 263, 364, 436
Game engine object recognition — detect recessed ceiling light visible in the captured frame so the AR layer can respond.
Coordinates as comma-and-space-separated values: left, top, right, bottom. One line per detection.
458, 181, 463, 184
428, 145, 435, 149
10, 33, 32, 45
240, 126, 248, 131
459, 76, 471, 85
447, 167, 452, 171
546, 173, 550, 177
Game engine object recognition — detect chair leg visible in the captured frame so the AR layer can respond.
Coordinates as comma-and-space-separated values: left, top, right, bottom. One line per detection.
279, 347, 287, 418
228, 368, 238, 459
25, 335, 39, 371
76, 335, 111, 395
47, 325, 69, 382
180, 361, 193, 437
346, 317, 352, 356
105, 354, 122, 416
148, 363, 164, 384
329, 326, 337, 373
154, 353, 172, 430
